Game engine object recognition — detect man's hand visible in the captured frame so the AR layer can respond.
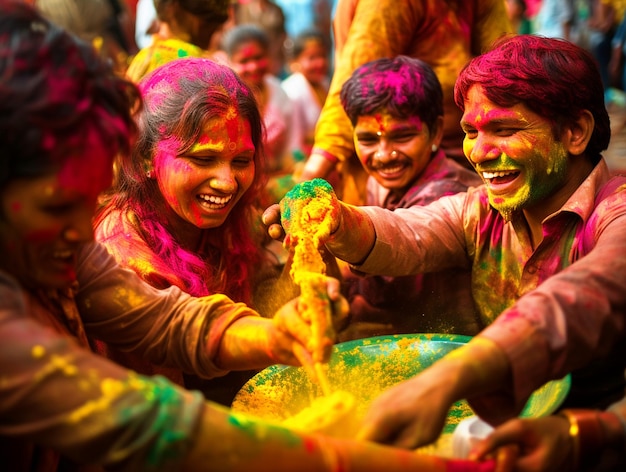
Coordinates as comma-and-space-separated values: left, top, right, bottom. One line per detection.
262, 179, 342, 248
356, 363, 459, 448
469, 416, 574, 471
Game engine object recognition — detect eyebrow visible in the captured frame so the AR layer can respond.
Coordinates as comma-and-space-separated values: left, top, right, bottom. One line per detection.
461, 116, 523, 128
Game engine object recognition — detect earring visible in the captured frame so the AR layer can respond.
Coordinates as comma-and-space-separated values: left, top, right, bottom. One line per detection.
431, 144, 438, 153
146, 170, 153, 179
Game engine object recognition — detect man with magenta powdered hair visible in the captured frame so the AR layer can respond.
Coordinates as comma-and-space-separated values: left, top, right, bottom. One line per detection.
266, 34, 626, 466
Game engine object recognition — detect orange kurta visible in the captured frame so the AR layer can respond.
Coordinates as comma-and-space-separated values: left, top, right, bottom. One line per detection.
313, 0, 512, 205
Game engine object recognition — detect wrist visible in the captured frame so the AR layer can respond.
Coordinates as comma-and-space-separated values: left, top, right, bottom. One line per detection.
326, 203, 375, 265
217, 317, 274, 370
557, 409, 623, 470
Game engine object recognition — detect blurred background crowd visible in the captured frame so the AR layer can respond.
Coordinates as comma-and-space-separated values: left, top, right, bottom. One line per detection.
21, 0, 626, 177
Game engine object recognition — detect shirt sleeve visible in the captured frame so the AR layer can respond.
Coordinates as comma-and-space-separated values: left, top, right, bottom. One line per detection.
350, 192, 472, 276
0, 273, 205, 470
474, 0, 515, 53
76, 242, 260, 379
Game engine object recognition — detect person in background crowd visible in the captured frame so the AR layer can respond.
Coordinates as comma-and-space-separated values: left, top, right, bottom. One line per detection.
505, 0, 532, 34
281, 29, 330, 165
134, 0, 159, 49
222, 23, 297, 204
35, 0, 137, 73
126, 0, 230, 82
234, 0, 287, 77
533, 0, 579, 41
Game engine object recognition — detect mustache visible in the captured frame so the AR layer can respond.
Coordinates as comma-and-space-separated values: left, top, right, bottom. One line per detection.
368, 156, 411, 170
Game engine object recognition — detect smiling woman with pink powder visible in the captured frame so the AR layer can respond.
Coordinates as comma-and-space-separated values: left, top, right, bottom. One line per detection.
0, 2, 387, 470
94, 57, 297, 405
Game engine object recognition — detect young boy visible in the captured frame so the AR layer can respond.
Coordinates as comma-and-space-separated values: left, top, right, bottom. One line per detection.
336, 56, 483, 341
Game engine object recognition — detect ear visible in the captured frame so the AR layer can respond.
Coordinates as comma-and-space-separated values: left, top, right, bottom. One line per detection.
143, 159, 154, 178
432, 116, 444, 148
564, 110, 594, 156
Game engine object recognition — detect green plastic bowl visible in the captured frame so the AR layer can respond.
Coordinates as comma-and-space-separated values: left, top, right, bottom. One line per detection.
232, 333, 571, 434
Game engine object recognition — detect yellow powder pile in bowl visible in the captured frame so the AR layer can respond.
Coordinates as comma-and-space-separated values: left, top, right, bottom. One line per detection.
232, 333, 571, 457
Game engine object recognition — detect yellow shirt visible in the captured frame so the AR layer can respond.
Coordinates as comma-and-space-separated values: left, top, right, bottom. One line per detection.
312, 0, 512, 205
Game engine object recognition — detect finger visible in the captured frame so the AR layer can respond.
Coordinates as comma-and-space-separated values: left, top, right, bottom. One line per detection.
330, 296, 350, 333
324, 276, 341, 301
356, 410, 404, 445
469, 421, 523, 460
261, 203, 280, 225
274, 299, 312, 348
292, 341, 318, 381
268, 223, 285, 241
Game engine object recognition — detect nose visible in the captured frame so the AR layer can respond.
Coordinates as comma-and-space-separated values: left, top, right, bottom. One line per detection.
208, 164, 237, 193
465, 134, 500, 165
374, 140, 396, 162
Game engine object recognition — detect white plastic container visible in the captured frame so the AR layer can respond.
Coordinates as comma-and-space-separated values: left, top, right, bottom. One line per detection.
451, 415, 494, 459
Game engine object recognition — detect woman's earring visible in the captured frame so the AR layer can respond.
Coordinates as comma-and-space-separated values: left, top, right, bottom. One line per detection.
146, 169, 153, 179
431, 144, 438, 153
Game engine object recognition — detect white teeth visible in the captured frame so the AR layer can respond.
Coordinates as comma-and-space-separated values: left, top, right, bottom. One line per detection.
482, 170, 517, 179
198, 194, 233, 205
377, 164, 404, 174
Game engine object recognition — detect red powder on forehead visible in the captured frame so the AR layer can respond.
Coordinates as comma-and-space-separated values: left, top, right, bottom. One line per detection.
225, 110, 244, 142
374, 113, 385, 133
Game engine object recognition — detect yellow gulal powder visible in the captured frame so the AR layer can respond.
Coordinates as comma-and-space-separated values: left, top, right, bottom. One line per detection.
282, 179, 336, 364
278, 179, 357, 427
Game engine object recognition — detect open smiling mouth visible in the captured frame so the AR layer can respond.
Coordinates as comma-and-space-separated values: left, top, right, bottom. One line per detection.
198, 194, 233, 210
482, 169, 520, 186
373, 161, 409, 178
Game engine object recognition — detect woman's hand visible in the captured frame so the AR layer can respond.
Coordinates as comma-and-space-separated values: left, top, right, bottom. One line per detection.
270, 276, 348, 366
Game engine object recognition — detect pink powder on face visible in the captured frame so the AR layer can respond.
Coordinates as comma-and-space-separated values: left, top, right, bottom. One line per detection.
406, 116, 424, 133
155, 135, 184, 163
